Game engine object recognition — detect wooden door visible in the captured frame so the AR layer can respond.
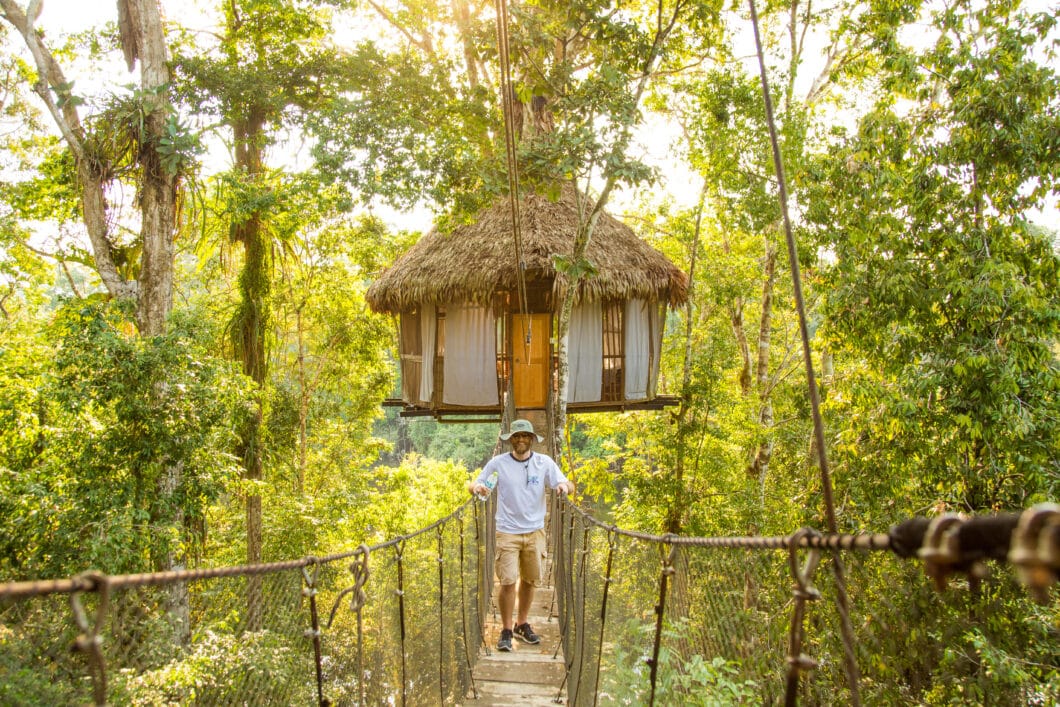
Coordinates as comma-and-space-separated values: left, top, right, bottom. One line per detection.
512, 314, 550, 408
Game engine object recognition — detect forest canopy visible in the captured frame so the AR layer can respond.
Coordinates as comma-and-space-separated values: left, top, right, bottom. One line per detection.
0, 1, 1057, 703
0, 0, 1055, 574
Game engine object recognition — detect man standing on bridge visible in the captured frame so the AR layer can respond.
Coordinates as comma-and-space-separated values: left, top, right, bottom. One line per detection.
469, 419, 573, 652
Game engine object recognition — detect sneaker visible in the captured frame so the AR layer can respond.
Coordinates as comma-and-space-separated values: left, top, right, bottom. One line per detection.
513, 622, 540, 645
497, 628, 513, 652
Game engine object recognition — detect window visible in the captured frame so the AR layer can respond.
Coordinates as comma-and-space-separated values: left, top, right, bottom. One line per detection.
399, 309, 422, 403
602, 301, 624, 402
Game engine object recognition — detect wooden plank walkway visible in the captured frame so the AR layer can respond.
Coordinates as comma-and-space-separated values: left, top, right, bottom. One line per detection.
462, 578, 567, 705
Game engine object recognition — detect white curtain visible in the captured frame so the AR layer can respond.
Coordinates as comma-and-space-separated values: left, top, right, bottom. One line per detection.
625, 299, 650, 399
443, 302, 499, 406
648, 301, 665, 398
419, 303, 436, 404
568, 301, 602, 402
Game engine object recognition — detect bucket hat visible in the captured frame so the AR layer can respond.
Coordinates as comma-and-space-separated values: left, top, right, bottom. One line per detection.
499, 419, 544, 443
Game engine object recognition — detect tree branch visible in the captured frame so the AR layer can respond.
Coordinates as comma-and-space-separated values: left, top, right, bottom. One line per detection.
364, 0, 434, 55
0, 0, 132, 300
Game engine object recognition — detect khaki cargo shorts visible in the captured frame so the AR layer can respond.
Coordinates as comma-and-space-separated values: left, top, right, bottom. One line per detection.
495, 529, 547, 587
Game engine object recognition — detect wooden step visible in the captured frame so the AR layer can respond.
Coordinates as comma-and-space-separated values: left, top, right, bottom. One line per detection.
462, 581, 568, 706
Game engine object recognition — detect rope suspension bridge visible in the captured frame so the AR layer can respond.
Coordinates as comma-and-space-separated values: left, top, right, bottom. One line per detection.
1, 496, 1057, 705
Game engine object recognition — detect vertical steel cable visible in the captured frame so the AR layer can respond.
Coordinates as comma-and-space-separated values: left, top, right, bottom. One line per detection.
552, 496, 566, 662
395, 539, 408, 707
647, 541, 677, 706
301, 561, 326, 707
591, 529, 617, 707
555, 506, 578, 660
436, 525, 446, 705
474, 502, 489, 653
745, 0, 862, 702
69, 572, 111, 707
571, 525, 592, 704
551, 498, 576, 703
784, 529, 823, 706
457, 515, 479, 698
493, 0, 532, 354
485, 495, 498, 649
551, 496, 574, 703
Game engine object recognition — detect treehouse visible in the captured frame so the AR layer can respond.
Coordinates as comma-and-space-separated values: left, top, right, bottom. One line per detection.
366, 187, 688, 419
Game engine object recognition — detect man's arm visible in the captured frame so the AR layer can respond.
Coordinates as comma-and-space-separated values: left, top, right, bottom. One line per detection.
548, 457, 573, 496
469, 461, 494, 497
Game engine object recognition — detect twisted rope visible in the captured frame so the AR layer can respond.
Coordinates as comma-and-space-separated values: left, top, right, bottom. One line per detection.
746, 0, 861, 699
301, 559, 327, 707
784, 529, 823, 707
563, 499, 891, 551
590, 528, 617, 707
69, 571, 111, 707
493, 0, 532, 354
325, 545, 370, 706
647, 539, 678, 706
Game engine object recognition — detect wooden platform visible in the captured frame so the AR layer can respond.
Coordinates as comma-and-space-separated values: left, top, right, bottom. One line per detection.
462, 579, 568, 705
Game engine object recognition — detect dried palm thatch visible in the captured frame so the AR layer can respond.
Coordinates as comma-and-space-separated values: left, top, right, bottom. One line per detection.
367, 188, 688, 313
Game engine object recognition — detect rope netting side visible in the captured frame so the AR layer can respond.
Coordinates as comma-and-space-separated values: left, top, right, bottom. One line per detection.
1, 568, 317, 705
2, 499, 1057, 704
0, 500, 487, 706
311, 502, 488, 705
554, 501, 1060, 706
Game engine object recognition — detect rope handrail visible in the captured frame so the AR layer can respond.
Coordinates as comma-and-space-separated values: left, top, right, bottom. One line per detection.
566, 497, 893, 551
3, 498, 1055, 600
550, 498, 1059, 706
0, 498, 476, 600
0, 496, 1057, 706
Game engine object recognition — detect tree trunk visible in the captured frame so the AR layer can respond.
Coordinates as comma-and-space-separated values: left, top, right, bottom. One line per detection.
549, 188, 610, 458
123, 4, 182, 626
544, 1, 680, 459
451, 0, 480, 89
731, 298, 752, 396
232, 113, 269, 631
296, 306, 307, 493
749, 242, 777, 503
667, 183, 708, 536
122, 0, 178, 337
0, 0, 178, 315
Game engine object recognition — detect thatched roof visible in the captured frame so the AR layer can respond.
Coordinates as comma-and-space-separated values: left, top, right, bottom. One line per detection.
367, 188, 688, 313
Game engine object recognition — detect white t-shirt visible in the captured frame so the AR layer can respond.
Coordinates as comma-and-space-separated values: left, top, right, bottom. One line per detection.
476, 452, 568, 534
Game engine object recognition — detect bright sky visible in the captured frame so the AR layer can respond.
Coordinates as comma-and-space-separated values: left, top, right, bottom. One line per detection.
22, 0, 1060, 230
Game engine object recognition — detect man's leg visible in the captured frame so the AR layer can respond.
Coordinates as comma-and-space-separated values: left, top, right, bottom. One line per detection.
516, 528, 545, 622
516, 579, 535, 626
498, 581, 517, 630
494, 532, 520, 650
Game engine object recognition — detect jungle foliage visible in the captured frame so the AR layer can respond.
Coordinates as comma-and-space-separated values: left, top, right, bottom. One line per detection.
0, 0, 1056, 703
